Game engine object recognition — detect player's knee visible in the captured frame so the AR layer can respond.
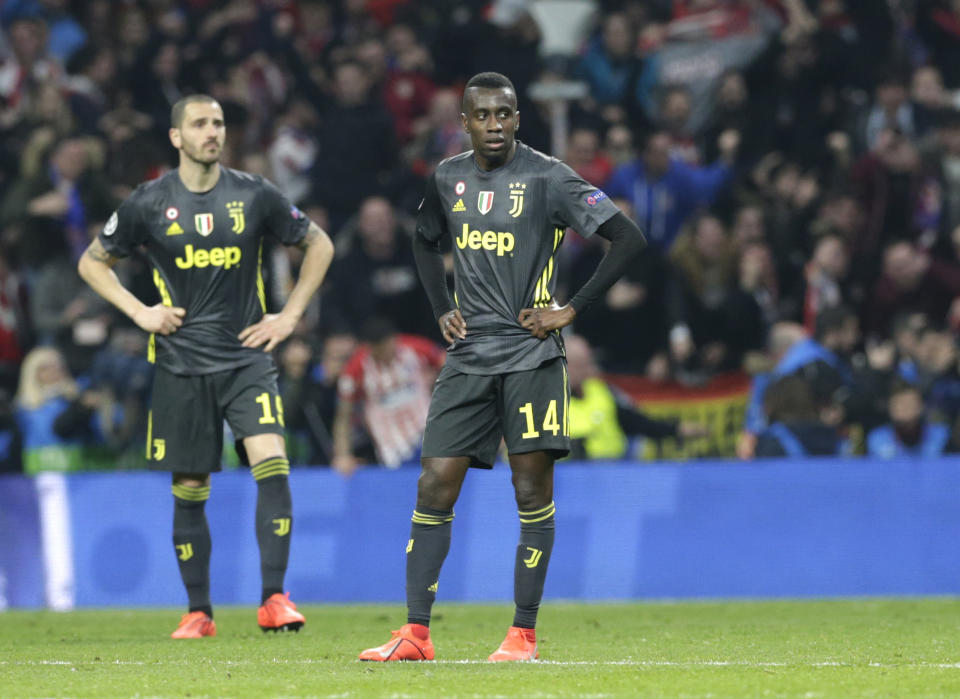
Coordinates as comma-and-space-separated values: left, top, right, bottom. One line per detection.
173, 473, 210, 488
416, 470, 458, 510
511, 476, 550, 512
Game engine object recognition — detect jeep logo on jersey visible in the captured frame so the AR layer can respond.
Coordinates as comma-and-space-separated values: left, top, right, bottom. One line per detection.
477, 191, 494, 215
175, 244, 242, 270
456, 223, 515, 256
194, 213, 214, 236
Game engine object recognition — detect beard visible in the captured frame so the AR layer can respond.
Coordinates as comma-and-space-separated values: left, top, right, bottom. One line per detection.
893, 419, 924, 447
182, 140, 222, 165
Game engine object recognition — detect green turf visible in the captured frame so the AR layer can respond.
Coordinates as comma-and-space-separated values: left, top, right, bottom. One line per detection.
2, 599, 960, 698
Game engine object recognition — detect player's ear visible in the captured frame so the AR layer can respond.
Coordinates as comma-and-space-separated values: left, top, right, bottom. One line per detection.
460, 112, 469, 133
169, 127, 181, 149
515, 111, 520, 133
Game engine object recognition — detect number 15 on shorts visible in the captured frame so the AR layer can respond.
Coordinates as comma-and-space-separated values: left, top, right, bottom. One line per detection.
519, 400, 567, 438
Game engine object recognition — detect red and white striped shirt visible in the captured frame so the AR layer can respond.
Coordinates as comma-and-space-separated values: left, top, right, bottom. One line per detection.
338, 334, 444, 468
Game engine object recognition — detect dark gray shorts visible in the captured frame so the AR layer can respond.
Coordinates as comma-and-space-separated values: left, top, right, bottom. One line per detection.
421, 357, 570, 468
146, 355, 284, 473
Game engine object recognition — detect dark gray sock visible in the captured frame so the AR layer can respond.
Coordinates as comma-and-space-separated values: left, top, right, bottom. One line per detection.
172, 484, 212, 615
512, 501, 556, 629
405, 507, 454, 627
253, 459, 293, 602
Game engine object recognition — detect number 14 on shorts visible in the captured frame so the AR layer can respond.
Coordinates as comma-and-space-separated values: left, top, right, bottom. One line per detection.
518, 400, 566, 438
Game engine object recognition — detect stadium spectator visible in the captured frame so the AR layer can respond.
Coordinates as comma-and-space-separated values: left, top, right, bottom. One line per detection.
565, 334, 705, 460
323, 195, 435, 339
605, 129, 738, 252
800, 234, 850, 334
867, 380, 950, 458
267, 99, 319, 206
277, 332, 376, 467
753, 374, 843, 458
381, 32, 436, 146
866, 240, 960, 338
701, 70, 770, 166
565, 127, 613, 189
0, 136, 115, 269
333, 318, 443, 473
914, 325, 960, 422
740, 309, 857, 457
658, 85, 699, 164
0, 16, 61, 117
852, 127, 923, 255
313, 59, 397, 231
405, 88, 471, 177
667, 213, 742, 375
64, 45, 117, 135
855, 71, 919, 154
578, 12, 638, 120
28, 247, 111, 375
14, 346, 119, 475
568, 200, 668, 373
0, 249, 29, 392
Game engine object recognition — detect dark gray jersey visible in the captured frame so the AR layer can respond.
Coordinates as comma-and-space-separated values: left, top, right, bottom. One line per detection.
98, 167, 309, 375
418, 142, 619, 375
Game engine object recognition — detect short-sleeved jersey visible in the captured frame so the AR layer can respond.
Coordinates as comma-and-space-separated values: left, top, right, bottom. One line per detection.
99, 167, 309, 375
418, 142, 619, 375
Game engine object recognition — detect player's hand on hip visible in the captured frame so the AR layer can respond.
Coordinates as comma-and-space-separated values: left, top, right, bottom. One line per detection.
439, 309, 467, 345
518, 303, 575, 340
133, 303, 185, 335
239, 312, 297, 352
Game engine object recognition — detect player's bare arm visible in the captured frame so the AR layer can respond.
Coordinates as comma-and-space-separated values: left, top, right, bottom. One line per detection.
331, 396, 359, 477
518, 303, 576, 340
78, 238, 186, 336
239, 221, 334, 352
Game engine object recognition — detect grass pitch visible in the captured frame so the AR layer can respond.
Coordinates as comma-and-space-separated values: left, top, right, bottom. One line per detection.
2, 599, 960, 697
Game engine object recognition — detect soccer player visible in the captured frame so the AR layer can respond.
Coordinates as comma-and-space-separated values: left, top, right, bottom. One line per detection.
359, 72, 646, 662
77, 94, 334, 638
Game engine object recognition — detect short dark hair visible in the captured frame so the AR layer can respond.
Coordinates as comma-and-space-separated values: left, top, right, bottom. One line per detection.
763, 374, 817, 423
889, 377, 922, 400
462, 72, 516, 110
814, 306, 854, 342
360, 316, 396, 344
171, 94, 219, 128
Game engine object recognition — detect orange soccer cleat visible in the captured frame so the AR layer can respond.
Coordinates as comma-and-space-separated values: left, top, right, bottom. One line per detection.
488, 626, 538, 662
258, 592, 306, 632
358, 623, 435, 661
171, 611, 216, 639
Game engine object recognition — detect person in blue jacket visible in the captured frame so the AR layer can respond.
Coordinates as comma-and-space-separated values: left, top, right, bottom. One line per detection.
754, 374, 843, 458
604, 129, 738, 251
867, 380, 949, 458
14, 346, 119, 474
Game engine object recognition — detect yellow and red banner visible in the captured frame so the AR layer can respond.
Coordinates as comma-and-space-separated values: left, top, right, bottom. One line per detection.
607, 372, 751, 460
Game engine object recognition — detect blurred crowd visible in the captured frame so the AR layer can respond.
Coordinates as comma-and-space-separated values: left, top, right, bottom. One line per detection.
2, 0, 960, 472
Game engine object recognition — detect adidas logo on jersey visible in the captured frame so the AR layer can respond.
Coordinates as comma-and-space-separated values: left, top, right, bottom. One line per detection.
451, 198, 466, 212
166, 222, 184, 236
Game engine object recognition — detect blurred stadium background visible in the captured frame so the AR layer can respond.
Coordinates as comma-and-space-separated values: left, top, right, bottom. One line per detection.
0, 0, 959, 650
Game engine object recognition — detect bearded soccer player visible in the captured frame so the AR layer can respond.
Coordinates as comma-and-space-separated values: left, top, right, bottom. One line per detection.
359, 72, 646, 662
77, 95, 334, 638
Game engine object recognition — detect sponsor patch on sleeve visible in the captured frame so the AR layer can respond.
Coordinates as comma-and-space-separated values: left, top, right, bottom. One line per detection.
585, 190, 607, 207
290, 205, 305, 219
